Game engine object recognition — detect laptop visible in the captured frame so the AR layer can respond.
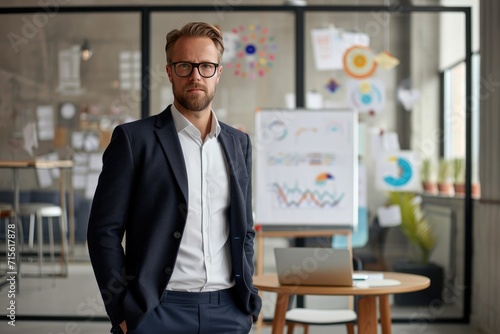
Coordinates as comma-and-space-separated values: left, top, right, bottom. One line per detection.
274, 247, 355, 286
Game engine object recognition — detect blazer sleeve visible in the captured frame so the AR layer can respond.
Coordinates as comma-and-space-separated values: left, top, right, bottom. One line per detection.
243, 133, 257, 280
87, 126, 135, 327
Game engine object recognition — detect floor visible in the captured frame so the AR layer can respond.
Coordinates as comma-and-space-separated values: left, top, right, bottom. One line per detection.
0, 241, 478, 333
0, 321, 481, 334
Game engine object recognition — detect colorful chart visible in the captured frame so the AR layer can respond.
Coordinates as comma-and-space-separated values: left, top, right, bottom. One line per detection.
255, 110, 358, 226
343, 45, 377, 79
225, 24, 277, 79
347, 79, 385, 113
384, 156, 413, 187
376, 151, 421, 192
267, 120, 288, 141
271, 181, 345, 209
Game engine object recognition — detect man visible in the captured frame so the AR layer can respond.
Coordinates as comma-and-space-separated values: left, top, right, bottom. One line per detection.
87, 22, 262, 334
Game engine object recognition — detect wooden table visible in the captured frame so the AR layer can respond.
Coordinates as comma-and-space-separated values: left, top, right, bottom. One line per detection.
0, 160, 75, 268
253, 272, 430, 334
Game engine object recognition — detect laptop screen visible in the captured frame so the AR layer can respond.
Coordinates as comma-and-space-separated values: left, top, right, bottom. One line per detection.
274, 247, 354, 286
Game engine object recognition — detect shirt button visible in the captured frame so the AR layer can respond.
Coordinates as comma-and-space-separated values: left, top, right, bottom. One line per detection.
173, 231, 181, 239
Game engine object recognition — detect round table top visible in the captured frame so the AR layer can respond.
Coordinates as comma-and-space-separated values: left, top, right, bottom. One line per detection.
253, 272, 430, 296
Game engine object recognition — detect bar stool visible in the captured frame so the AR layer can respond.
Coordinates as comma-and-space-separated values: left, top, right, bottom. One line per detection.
19, 203, 68, 277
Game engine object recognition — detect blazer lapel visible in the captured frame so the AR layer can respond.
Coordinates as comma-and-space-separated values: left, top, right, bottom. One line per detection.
154, 106, 188, 202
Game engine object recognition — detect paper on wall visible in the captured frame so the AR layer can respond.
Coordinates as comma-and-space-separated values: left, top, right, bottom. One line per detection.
311, 28, 370, 71
377, 205, 402, 227
36, 105, 55, 141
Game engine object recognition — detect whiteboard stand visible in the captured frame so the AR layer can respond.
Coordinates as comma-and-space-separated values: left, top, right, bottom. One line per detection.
254, 225, 353, 332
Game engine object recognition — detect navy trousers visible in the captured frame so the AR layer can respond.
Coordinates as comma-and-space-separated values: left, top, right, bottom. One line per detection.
128, 287, 253, 334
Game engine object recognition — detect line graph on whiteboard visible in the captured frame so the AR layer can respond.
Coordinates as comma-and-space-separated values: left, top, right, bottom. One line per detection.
255, 110, 357, 225
270, 172, 346, 209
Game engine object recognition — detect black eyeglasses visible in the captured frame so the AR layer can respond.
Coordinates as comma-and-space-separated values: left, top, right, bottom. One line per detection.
170, 62, 219, 78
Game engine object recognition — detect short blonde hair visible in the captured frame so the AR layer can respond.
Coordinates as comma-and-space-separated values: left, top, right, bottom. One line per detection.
165, 22, 224, 64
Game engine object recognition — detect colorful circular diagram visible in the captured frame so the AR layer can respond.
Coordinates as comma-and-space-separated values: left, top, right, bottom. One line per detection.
226, 24, 277, 79
343, 46, 377, 79
348, 79, 385, 113
268, 120, 288, 141
384, 156, 413, 187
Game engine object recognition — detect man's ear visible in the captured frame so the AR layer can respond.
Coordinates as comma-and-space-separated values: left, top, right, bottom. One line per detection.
166, 64, 173, 83
215, 65, 223, 84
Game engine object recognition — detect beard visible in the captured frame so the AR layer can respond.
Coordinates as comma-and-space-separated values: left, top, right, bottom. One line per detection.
173, 82, 215, 112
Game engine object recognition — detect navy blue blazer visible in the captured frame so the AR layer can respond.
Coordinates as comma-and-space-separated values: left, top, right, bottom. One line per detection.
87, 105, 262, 331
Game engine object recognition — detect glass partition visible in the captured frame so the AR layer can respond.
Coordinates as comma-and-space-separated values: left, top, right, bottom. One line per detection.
0, 12, 140, 317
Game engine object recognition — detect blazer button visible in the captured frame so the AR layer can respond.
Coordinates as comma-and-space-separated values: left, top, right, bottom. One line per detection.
165, 267, 172, 275
173, 231, 182, 239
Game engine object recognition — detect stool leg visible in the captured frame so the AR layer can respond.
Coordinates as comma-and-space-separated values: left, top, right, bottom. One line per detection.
59, 214, 68, 277
346, 322, 355, 334
29, 214, 35, 249
48, 217, 55, 269
37, 212, 43, 276
286, 322, 295, 334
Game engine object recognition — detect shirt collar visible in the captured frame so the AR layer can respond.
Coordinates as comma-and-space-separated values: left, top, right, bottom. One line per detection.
170, 104, 221, 139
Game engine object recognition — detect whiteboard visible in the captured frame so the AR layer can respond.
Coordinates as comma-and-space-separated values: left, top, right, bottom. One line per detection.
255, 109, 358, 227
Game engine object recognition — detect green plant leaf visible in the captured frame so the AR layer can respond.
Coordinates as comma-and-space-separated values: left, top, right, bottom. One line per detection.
388, 192, 437, 264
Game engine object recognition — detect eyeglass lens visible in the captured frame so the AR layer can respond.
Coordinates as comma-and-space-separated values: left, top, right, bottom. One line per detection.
174, 63, 217, 78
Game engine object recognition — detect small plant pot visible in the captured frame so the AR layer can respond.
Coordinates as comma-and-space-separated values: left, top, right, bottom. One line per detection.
437, 183, 454, 195
422, 182, 438, 194
454, 183, 465, 196
472, 183, 481, 198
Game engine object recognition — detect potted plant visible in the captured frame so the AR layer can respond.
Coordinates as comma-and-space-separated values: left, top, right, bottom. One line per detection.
388, 192, 444, 306
452, 158, 465, 196
437, 158, 453, 195
471, 161, 481, 198
420, 159, 437, 194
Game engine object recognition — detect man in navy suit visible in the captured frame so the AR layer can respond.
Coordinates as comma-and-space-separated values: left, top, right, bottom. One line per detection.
87, 22, 262, 334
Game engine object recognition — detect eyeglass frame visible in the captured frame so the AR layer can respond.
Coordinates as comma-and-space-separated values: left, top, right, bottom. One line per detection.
169, 62, 220, 78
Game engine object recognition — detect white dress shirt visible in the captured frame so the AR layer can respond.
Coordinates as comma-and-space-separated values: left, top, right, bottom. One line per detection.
166, 105, 233, 291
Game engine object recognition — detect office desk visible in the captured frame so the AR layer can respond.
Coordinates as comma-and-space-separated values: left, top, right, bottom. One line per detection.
254, 272, 430, 334
0, 160, 75, 271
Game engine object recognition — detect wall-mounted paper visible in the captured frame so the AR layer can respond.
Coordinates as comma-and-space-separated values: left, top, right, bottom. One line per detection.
85, 173, 100, 199
376, 151, 421, 191
311, 28, 369, 71
311, 28, 343, 70
383, 132, 400, 151
57, 46, 82, 94
377, 205, 402, 227
22, 122, 38, 156
306, 91, 323, 109
36, 106, 55, 141
89, 153, 103, 171
369, 129, 400, 156
222, 31, 239, 63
